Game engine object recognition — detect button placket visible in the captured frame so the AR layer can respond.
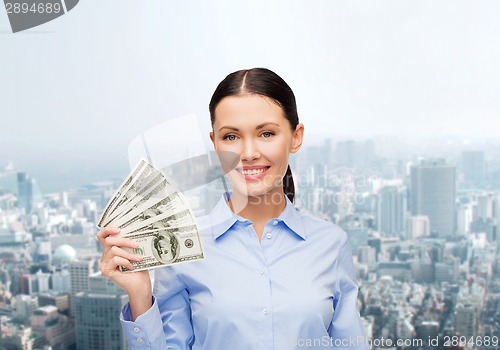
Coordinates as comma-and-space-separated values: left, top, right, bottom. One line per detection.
256, 222, 274, 337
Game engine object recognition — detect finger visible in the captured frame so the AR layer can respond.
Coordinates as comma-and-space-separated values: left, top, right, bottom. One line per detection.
102, 236, 138, 251
96, 226, 121, 245
101, 245, 143, 264
101, 256, 136, 275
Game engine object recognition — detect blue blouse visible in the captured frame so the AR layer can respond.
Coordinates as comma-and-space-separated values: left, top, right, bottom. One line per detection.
120, 193, 368, 350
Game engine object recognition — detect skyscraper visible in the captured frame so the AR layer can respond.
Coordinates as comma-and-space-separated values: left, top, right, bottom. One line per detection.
74, 273, 129, 350
475, 193, 493, 220
454, 302, 477, 337
17, 172, 34, 213
410, 159, 456, 238
377, 186, 407, 237
69, 259, 97, 316
334, 140, 356, 168
461, 151, 485, 185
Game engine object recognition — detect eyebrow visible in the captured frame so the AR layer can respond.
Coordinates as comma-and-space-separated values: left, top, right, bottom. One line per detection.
218, 122, 280, 132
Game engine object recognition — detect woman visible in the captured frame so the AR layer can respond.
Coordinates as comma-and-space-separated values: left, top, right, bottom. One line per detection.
97, 68, 367, 349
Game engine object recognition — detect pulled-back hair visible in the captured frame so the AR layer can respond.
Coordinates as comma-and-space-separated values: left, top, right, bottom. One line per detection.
209, 68, 299, 202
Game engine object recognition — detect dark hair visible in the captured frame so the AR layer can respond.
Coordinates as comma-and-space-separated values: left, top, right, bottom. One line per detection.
209, 68, 299, 202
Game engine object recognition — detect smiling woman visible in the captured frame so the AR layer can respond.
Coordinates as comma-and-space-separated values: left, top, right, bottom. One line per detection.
209, 93, 304, 233
98, 67, 368, 350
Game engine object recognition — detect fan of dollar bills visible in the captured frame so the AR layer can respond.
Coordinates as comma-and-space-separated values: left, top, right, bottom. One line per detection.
97, 159, 204, 272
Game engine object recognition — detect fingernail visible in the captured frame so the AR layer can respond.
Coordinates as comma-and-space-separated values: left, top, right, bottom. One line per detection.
110, 227, 120, 233
131, 242, 139, 248
135, 255, 143, 260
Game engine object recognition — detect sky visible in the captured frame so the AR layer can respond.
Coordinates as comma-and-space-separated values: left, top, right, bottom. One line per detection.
1, 0, 499, 191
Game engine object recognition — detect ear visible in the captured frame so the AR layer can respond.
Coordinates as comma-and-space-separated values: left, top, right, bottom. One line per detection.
290, 123, 304, 154
209, 131, 216, 150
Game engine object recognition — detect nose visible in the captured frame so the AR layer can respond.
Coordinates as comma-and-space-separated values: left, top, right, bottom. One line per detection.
241, 139, 260, 162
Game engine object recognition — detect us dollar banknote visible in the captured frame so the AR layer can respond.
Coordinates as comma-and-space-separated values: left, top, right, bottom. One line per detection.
121, 224, 204, 272
104, 173, 177, 227
97, 159, 205, 271
97, 159, 147, 228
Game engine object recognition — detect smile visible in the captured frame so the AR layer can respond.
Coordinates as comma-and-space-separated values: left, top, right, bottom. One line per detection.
236, 167, 270, 176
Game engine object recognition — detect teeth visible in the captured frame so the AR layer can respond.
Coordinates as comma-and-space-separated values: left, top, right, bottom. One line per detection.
241, 168, 267, 175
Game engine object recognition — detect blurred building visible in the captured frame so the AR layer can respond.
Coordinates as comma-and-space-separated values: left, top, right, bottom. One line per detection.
410, 159, 456, 238
434, 256, 459, 284
52, 269, 71, 293
69, 259, 97, 316
377, 186, 407, 237
0, 323, 34, 350
456, 203, 473, 236
378, 262, 411, 282
474, 193, 494, 220
415, 320, 439, 340
454, 302, 477, 337
38, 292, 70, 315
74, 273, 129, 350
31, 304, 75, 348
13, 294, 38, 323
344, 226, 369, 255
406, 216, 430, 240
16, 172, 41, 214
33, 238, 51, 267
461, 151, 485, 185
358, 246, 377, 266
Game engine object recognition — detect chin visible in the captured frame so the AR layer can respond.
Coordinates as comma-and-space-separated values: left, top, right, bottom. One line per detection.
234, 184, 283, 199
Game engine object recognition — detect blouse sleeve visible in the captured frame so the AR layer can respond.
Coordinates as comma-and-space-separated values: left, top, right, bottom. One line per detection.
120, 266, 194, 350
327, 236, 368, 350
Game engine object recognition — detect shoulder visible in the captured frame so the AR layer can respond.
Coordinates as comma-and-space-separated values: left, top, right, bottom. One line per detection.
296, 209, 348, 246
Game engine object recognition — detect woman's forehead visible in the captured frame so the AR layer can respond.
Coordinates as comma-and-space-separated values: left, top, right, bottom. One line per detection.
214, 95, 287, 128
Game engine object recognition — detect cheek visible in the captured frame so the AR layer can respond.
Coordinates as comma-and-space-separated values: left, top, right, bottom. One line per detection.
215, 148, 241, 174
262, 139, 290, 164
213, 139, 242, 157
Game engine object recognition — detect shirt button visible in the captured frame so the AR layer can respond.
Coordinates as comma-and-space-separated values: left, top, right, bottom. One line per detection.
133, 327, 140, 333
259, 269, 265, 275
262, 308, 268, 315
266, 232, 272, 239
273, 220, 278, 225
137, 338, 143, 343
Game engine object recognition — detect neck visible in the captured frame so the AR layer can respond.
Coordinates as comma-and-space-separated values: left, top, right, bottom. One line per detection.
228, 190, 287, 225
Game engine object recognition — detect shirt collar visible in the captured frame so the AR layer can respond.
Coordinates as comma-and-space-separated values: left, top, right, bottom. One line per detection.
208, 192, 306, 241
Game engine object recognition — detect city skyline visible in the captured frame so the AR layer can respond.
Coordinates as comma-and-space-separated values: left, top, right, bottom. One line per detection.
0, 138, 499, 348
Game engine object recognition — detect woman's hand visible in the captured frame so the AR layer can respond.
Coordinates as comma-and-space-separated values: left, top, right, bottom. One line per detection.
97, 226, 153, 319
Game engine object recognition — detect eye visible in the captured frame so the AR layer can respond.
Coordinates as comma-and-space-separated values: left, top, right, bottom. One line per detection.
261, 131, 274, 138
223, 134, 237, 141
